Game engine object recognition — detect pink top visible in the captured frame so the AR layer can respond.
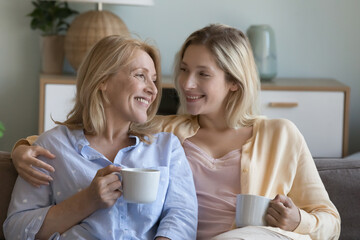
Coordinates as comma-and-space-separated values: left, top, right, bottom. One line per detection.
183, 139, 242, 240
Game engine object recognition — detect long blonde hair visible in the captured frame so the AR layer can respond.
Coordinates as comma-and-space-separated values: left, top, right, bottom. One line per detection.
174, 24, 260, 128
56, 35, 162, 141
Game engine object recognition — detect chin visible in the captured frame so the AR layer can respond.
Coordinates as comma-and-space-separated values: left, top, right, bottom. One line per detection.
136, 114, 149, 124
186, 107, 201, 116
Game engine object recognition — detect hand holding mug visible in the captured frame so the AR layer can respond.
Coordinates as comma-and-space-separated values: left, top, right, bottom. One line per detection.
86, 165, 123, 210
266, 194, 301, 231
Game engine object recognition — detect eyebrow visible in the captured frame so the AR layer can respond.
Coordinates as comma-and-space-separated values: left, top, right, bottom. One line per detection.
181, 61, 212, 70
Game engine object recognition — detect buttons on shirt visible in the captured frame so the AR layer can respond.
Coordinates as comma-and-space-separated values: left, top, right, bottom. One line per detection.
242, 168, 249, 173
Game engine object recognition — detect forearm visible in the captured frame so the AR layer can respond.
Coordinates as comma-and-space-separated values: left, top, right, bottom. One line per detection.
36, 188, 97, 239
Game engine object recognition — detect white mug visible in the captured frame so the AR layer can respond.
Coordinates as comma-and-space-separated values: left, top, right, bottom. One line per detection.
113, 168, 160, 204
235, 194, 271, 228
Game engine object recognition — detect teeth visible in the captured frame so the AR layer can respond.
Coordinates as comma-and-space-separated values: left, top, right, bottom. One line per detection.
187, 95, 202, 100
136, 97, 149, 104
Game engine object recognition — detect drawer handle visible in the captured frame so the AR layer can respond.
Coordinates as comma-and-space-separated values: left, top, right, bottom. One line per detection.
268, 102, 299, 108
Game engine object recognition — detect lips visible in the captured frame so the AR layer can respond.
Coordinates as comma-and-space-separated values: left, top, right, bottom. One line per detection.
135, 97, 150, 105
185, 94, 204, 102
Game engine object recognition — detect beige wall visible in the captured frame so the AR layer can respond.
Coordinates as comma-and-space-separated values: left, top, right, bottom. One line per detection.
0, 0, 359, 154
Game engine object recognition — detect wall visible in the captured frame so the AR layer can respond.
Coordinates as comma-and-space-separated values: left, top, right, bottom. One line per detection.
0, 0, 359, 154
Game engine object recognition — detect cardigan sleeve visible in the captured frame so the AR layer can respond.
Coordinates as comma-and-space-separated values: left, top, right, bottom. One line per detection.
289, 132, 341, 239
12, 135, 39, 152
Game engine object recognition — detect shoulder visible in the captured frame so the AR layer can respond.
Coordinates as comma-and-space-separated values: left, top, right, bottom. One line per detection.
36, 125, 67, 142
255, 117, 299, 132
255, 117, 303, 142
153, 115, 199, 143
35, 125, 75, 149
154, 115, 197, 129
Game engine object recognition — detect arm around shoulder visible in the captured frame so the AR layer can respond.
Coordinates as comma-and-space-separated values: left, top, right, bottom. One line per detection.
12, 135, 39, 153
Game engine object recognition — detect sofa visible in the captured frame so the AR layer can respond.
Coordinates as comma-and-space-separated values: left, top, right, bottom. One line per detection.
1, 150, 359, 240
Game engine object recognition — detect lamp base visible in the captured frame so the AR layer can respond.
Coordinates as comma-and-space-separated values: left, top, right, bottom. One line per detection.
65, 10, 130, 71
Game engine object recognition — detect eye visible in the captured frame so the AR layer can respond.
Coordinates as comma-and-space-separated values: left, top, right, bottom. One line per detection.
180, 67, 187, 72
199, 71, 210, 77
134, 73, 146, 80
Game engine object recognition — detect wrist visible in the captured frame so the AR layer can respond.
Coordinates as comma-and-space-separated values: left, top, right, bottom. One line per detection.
82, 187, 99, 212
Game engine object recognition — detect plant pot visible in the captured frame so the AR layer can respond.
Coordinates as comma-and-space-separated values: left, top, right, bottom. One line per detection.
41, 35, 65, 74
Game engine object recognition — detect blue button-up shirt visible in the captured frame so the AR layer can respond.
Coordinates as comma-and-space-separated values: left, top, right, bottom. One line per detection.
4, 125, 198, 240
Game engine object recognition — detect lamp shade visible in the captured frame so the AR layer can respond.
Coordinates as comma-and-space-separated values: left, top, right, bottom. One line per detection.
63, 0, 154, 71
65, 10, 130, 70
62, 0, 154, 6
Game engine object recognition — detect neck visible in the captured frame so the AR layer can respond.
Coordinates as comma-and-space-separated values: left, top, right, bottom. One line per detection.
198, 114, 229, 131
86, 110, 132, 146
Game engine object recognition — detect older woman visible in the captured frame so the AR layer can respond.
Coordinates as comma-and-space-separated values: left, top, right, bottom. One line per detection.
4, 36, 197, 240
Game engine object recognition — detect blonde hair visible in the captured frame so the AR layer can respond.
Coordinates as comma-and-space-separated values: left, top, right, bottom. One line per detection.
174, 24, 260, 128
56, 35, 162, 142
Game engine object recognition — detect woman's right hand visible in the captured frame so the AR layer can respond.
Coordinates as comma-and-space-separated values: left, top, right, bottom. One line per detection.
11, 145, 56, 187
86, 165, 123, 210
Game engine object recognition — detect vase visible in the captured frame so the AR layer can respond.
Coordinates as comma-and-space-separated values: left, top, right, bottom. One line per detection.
41, 35, 65, 74
246, 25, 277, 81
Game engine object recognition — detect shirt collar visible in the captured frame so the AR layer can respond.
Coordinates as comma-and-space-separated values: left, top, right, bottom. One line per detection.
68, 128, 141, 161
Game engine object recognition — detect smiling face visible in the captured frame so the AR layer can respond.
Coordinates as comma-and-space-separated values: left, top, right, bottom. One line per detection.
178, 44, 238, 117
101, 49, 158, 124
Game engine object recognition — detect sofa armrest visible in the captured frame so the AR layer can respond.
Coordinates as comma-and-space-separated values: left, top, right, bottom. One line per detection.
0, 151, 17, 240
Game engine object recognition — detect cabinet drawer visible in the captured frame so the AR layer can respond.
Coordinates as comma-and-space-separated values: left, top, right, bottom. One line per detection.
260, 90, 344, 158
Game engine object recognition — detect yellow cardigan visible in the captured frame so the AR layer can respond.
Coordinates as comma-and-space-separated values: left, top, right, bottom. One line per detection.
19, 115, 340, 240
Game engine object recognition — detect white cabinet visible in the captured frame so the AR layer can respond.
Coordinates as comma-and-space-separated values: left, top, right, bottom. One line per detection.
260, 78, 349, 158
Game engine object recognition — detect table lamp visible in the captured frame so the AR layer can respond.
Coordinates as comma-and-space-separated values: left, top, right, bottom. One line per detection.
62, 0, 154, 71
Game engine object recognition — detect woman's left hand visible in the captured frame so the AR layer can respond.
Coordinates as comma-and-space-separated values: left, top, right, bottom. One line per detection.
265, 194, 301, 231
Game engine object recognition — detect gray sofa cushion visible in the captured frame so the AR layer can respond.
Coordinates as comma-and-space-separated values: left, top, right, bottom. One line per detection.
315, 158, 360, 240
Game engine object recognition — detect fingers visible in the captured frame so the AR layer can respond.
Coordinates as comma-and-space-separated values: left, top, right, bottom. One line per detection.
28, 156, 55, 173
20, 171, 50, 188
266, 200, 283, 224
12, 145, 55, 186
13, 145, 56, 173
88, 168, 123, 209
31, 145, 56, 159
107, 178, 122, 192
24, 165, 53, 181
95, 165, 122, 177
272, 194, 293, 208
266, 194, 301, 231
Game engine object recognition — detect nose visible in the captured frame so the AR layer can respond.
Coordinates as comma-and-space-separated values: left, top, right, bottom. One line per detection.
145, 80, 158, 97
181, 74, 197, 90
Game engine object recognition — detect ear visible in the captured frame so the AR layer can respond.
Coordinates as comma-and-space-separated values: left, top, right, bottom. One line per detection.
99, 81, 107, 91
229, 82, 239, 92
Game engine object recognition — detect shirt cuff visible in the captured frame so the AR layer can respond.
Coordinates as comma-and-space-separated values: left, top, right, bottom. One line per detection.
294, 208, 316, 234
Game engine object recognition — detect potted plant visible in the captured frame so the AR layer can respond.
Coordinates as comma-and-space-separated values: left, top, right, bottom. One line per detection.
28, 0, 78, 74
0, 121, 4, 139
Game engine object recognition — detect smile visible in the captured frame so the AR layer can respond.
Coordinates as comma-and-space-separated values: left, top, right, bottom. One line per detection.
135, 97, 150, 105
186, 95, 203, 100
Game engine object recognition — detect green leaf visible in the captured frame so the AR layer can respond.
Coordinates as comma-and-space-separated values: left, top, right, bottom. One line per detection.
27, 0, 78, 35
0, 121, 5, 138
